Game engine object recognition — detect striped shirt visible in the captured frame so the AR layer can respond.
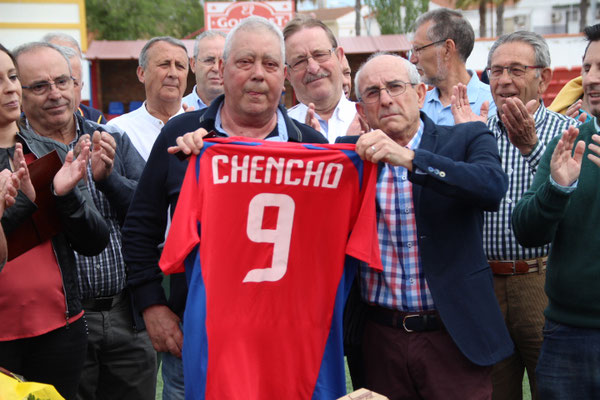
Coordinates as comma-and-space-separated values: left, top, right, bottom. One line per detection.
484, 104, 579, 260
361, 121, 435, 311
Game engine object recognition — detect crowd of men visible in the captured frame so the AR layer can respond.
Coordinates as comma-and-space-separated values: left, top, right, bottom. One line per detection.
0, 8, 599, 400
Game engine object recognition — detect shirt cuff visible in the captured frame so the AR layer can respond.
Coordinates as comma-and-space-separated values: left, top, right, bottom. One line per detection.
549, 175, 578, 193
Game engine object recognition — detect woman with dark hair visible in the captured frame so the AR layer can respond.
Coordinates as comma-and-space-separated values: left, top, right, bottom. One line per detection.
0, 43, 109, 399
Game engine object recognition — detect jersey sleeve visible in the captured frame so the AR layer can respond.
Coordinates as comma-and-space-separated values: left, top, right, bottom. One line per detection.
345, 161, 383, 271
159, 155, 202, 275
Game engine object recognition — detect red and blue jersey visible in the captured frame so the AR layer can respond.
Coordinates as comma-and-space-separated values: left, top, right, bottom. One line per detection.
160, 137, 382, 400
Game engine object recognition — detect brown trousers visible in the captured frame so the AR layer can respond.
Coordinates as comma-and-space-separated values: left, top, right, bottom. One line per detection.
362, 318, 492, 400
491, 271, 547, 400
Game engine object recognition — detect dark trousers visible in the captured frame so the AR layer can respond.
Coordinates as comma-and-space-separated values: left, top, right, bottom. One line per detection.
76, 293, 156, 400
362, 318, 492, 400
0, 317, 87, 400
536, 319, 600, 399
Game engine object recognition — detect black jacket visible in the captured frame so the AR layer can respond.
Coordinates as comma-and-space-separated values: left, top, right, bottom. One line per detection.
122, 95, 327, 319
1, 121, 110, 321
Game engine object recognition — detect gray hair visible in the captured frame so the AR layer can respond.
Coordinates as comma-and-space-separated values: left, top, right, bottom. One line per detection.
354, 52, 420, 101
57, 45, 78, 60
413, 8, 474, 63
13, 41, 72, 75
139, 36, 188, 69
42, 32, 82, 56
487, 31, 551, 75
193, 31, 227, 60
223, 16, 285, 63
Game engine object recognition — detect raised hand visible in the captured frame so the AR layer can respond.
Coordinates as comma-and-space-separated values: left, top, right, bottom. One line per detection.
501, 98, 539, 155
12, 143, 35, 202
450, 83, 486, 124
53, 138, 90, 196
587, 133, 600, 168
565, 99, 588, 123
182, 103, 195, 112
91, 130, 116, 182
304, 103, 321, 132
345, 112, 369, 135
0, 169, 19, 215
550, 125, 585, 186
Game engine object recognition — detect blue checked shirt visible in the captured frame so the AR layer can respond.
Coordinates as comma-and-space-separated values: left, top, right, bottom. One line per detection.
69, 124, 126, 299
360, 121, 435, 311
484, 104, 580, 260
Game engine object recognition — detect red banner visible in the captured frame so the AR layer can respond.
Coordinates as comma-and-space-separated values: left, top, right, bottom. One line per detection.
204, 1, 294, 33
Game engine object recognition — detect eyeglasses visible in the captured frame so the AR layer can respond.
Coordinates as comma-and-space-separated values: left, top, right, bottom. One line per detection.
486, 65, 544, 80
408, 39, 447, 58
22, 75, 74, 95
198, 56, 221, 67
359, 81, 415, 104
287, 48, 335, 72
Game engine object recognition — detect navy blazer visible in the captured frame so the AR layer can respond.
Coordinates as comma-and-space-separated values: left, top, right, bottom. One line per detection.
338, 112, 514, 366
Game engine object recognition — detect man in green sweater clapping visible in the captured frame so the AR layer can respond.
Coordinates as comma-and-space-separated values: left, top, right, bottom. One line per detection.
512, 23, 600, 399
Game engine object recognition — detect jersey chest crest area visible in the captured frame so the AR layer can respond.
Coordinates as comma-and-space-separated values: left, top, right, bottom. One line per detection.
160, 137, 381, 400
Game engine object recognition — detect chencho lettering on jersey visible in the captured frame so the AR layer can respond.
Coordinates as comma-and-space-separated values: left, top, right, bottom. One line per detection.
211, 154, 344, 188
160, 137, 382, 400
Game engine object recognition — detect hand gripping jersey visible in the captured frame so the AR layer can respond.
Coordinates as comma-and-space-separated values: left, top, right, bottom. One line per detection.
160, 137, 382, 400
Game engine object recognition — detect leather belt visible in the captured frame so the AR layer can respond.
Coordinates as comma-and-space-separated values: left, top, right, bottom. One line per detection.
81, 291, 125, 312
367, 306, 443, 333
489, 257, 547, 275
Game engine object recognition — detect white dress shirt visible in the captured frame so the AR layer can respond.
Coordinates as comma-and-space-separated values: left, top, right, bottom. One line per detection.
107, 102, 184, 161
287, 94, 356, 143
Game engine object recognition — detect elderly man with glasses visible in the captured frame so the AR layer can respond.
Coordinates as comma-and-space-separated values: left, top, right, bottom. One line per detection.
284, 15, 362, 142
451, 30, 580, 400
410, 8, 495, 125
335, 52, 513, 400
14, 41, 152, 400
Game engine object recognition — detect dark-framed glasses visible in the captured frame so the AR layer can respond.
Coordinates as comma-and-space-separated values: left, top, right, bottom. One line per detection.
486, 65, 544, 80
287, 48, 335, 72
408, 39, 447, 59
22, 75, 74, 95
359, 81, 414, 104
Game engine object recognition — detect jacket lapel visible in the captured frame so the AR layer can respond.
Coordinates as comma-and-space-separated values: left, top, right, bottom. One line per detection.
411, 113, 438, 216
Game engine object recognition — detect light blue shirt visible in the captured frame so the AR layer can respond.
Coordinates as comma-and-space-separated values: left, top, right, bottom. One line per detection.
214, 103, 289, 142
182, 85, 209, 111
422, 70, 496, 126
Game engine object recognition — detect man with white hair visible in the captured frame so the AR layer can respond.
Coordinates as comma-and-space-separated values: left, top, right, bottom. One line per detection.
122, 16, 326, 399
337, 52, 513, 399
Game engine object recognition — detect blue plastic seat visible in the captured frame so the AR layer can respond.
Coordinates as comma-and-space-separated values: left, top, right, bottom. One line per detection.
108, 101, 124, 115
129, 101, 143, 112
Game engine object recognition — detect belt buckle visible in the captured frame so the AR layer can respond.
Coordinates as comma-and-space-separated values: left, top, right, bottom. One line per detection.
402, 314, 420, 332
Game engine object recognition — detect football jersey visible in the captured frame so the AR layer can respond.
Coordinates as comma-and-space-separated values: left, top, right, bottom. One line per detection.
160, 137, 382, 400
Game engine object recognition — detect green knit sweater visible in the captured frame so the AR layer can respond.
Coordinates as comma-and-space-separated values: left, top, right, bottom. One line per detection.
512, 119, 600, 329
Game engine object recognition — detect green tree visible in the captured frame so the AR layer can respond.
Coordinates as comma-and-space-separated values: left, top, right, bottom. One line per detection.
365, 0, 429, 34
86, 0, 205, 40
